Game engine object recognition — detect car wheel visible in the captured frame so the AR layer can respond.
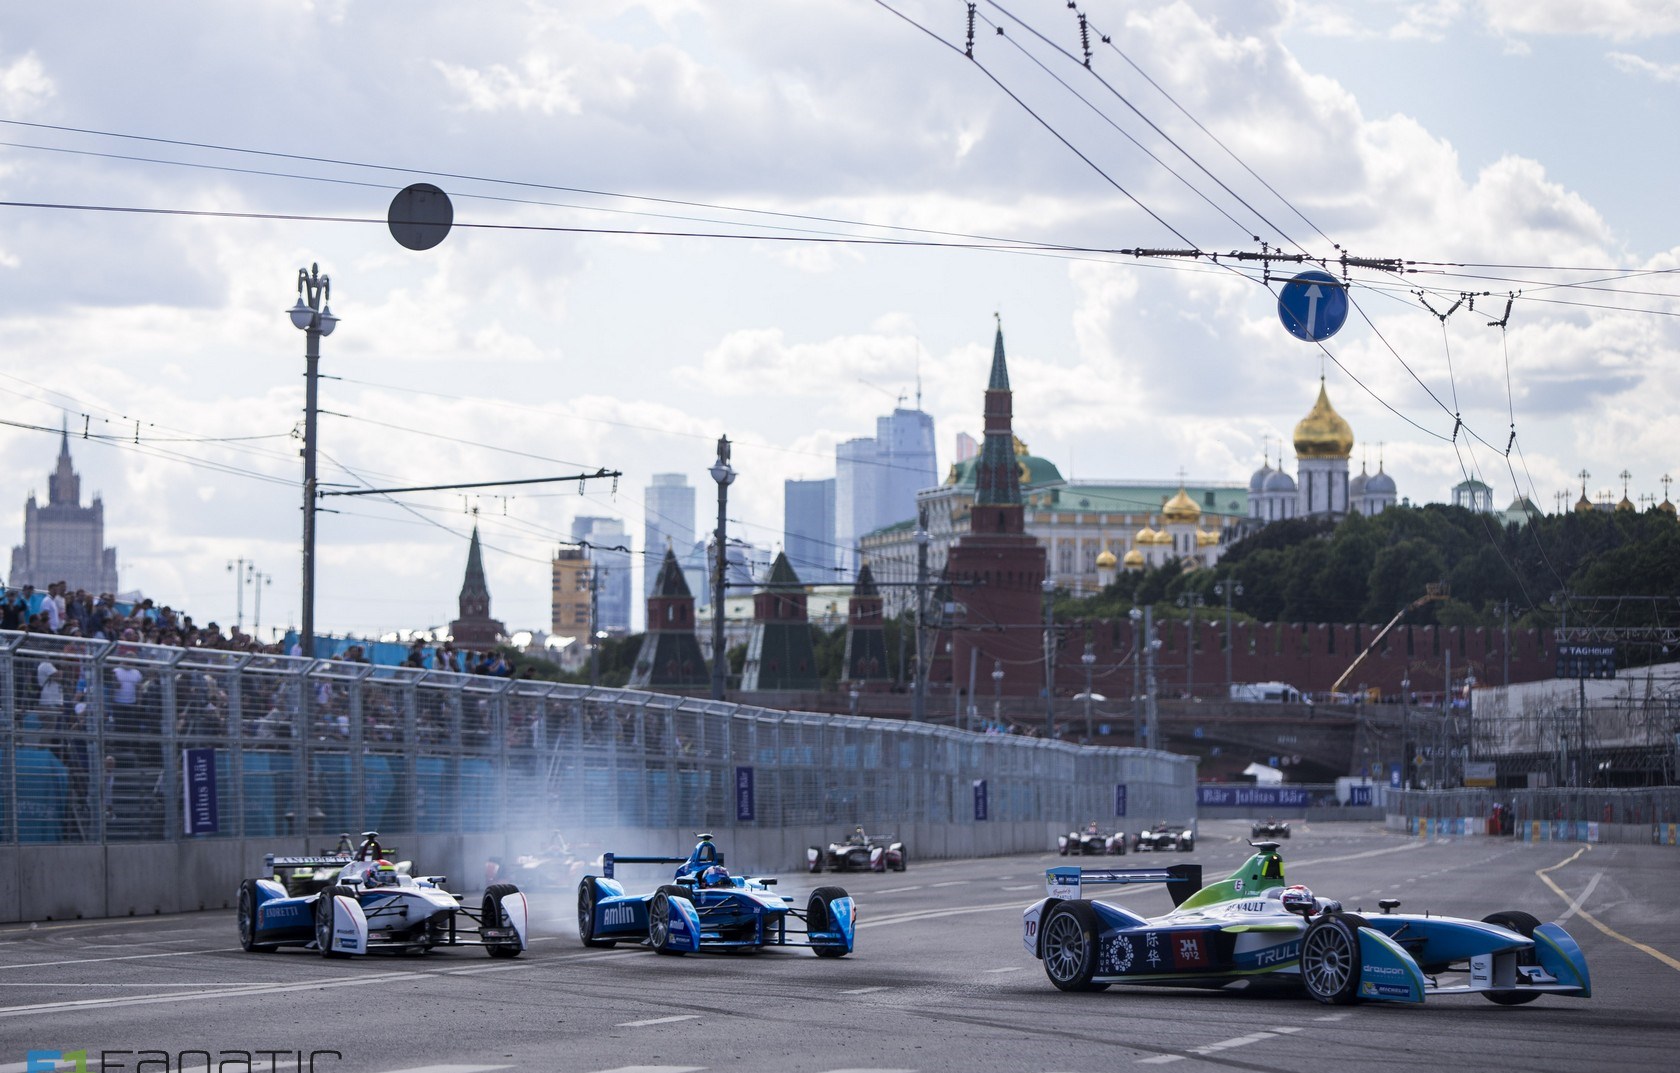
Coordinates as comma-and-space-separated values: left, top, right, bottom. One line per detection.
808, 848, 824, 874
807, 885, 851, 958
315, 885, 355, 959
894, 849, 908, 873
1180, 838, 1194, 852
649, 885, 687, 955
1041, 900, 1102, 992
577, 879, 616, 948
1059, 843, 1069, 856
1480, 911, 1544, 1005
481, 882, 522, 958
238, 879, 276, 952
1301, 912, 1366, 1005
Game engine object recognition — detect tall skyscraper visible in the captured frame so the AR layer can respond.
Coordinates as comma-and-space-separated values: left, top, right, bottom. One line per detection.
783, 477, 837, 582
643, 473, 695, 601
834, 407, 937, 575
571, 515, 632, 633
9, 427, 120, 595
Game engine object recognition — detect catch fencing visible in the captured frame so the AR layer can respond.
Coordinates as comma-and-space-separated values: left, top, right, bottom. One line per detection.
1387, 786, 1680, 845
1, 630, 1196, 847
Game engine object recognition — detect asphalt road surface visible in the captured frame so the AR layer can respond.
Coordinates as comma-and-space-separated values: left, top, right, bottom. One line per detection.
3, 820, 1677, 1073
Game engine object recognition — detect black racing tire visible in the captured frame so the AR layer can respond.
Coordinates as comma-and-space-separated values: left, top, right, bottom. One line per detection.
893, 849, 907, 873
1041, 900, 1102, 992
1059, 842, 1069, 856
1302, 912, 1367, 1005
1116, 838, 1127, 856
238, 879, 276, 952
1480, 911, 1544, 1005
807, 885, 852, 958
1281, 829, 1291, 838
577, 879, 616, 948
650, 885, 688, 955
808, 849, 824, 874
481, 882, 523, 958
315, 885, 356, 959
1180, 838, 1195, 853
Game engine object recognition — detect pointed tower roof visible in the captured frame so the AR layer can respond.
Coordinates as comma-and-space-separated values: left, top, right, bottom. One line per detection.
974, 322, 1023, 508
460, 524, 490, 601
652, 546, 692, 597
1292, 378, 1354, 460
853, 561, 879, 597
766, 550, 803, 589
49, 419, 81, 507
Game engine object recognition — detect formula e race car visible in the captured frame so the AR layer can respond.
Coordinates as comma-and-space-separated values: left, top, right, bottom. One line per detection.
1252, 818, 1292, 839
1133, 821, 1196, 852
1021, 841, 1592, 1005
808, 826, 906, 873
579, 833, 855, 956
485, 831, 600, 891
1059, 822, 1128, 856
238, 832, 527, 959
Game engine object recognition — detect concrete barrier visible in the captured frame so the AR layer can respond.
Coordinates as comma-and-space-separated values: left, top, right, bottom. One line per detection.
22, 845, 106, 921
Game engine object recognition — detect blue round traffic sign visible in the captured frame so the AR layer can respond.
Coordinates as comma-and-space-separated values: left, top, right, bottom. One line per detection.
1277, 269, 1349, 342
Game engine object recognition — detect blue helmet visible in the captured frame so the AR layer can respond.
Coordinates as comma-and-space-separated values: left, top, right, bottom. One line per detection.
701, 865, 731, 888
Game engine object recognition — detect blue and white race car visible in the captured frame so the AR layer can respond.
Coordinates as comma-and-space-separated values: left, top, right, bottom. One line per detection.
1022, 841, 1591, 1005
238, 832, 527, 959
577, 834, 855, 957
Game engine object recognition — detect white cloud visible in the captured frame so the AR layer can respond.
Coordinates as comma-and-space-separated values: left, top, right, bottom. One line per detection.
1608, 50, 1680, 82
1479, 0, 1680, 41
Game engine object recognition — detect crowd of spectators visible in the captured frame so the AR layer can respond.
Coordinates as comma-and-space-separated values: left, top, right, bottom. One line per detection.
3, 581, 273, 653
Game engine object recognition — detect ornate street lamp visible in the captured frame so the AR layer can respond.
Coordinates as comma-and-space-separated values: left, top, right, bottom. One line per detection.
709, 436, 736, 701
288, 263, 337, 659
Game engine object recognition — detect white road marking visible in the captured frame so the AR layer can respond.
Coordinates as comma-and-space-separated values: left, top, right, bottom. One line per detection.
1001, 884, 1038, 891
1554, 870, 1602, 923
928, 881, 967, 888
1139, 1026, 1301, 1064
1314, 1012, 1353, 1021
615, 1015, 700, 1028
592, 1067, 705, 1073
0, 947, 238, 970
857, 901, 1023, 927
982, 966, 1023, 974
840, 986, 891, 994
870, 885, 923, 894
819, 1068, 917, 1073
366, 1066, 515, 1073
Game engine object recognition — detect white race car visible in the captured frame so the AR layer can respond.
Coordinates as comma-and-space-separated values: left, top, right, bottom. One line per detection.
238, 832, 527, 958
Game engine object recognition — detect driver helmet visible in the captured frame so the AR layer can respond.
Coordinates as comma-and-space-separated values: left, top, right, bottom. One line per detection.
367, 860, 399, 887
1280, 884, 1316, 916
701, 865, 732, 888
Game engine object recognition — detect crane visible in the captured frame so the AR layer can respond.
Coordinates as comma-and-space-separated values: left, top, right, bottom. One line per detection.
1329, 582, 1450, 695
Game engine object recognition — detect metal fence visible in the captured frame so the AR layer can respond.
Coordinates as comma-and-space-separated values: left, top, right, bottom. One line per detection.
1390, 786, 1680, 833
0, 631, 1196, 845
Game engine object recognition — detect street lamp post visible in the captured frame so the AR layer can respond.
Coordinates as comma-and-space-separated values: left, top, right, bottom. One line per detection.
1215, 580, 1243, 696
288, 263, 337, 659
227, 558, 252, 632
1400, 676, 1411, 789
1042, 577, 1056, 739
849, 687, 860, 718
1081, 644, 1096, 743
709, 436, 736, 701
1177, 593, 1203, 699
912, 510, 930, 722
251, 571, 271, 640
991, 661, 1004, 730
1128, 608, 1143, 747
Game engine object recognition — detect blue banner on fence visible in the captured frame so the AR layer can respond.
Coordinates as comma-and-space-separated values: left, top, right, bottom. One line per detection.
1196, 785, 1312, 808
735, 765, 755, 822
182, 747, 219, 835
973, 779, 988, 821
1114, 783, 1128, 818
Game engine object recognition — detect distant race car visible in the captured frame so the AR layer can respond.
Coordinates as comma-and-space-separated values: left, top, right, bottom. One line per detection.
579, 833, 855, 956
1252, 818, 1292, 839
808, 826, 906, 873
1058, 823, 1127, 856
238, 831, 527, 959
1133, 821, 1196, 853
272, 832, 410, 897
1022, 841, 1592, 1005
485, 832, 601, 891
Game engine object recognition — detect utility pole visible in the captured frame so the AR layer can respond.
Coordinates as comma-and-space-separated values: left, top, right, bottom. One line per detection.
1144, 605, 1159, 751
708, 436, 736, 701
912, 508, 929, 722
1216, 580, 1242, 695
1043, 577, 1057, 739
589, 560, 601, 688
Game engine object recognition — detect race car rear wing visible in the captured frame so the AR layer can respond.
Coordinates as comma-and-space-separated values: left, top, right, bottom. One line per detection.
602, 853, 689, 879
1046, 864, 1204, 908
265, 854, 352, 870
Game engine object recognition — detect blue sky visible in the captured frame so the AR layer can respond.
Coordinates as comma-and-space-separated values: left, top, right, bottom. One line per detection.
0, 1, 1674, 639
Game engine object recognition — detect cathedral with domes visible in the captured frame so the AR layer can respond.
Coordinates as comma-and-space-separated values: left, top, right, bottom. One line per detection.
1248, 378, 1397, 523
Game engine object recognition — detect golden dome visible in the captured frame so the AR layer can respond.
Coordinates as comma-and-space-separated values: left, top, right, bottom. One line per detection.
1148, 527, 1173, 546
1659, 499, 1677, 516
1195, 528, 1220, 548
1162, 486, 1201, 524
1122, 549, 1145, 569
1096, 547, 1118, 568
1617, 495, 1635, 512
1134, 524, 1158, 545
1574, 493, 1594, 513
1292, 379, 1354, 460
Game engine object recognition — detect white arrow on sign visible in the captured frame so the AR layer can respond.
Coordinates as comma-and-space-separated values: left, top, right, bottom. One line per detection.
1304, 284, 1322, 336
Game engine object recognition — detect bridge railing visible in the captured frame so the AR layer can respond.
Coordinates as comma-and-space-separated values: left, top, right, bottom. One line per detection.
1, 631, 1197, 845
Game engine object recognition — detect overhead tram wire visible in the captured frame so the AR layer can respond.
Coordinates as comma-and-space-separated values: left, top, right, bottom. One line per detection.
981, 0, 1308, 254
